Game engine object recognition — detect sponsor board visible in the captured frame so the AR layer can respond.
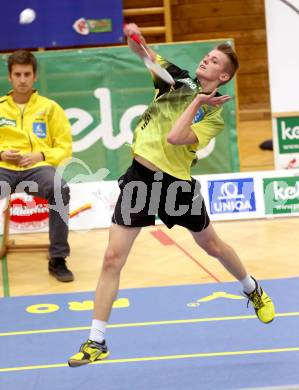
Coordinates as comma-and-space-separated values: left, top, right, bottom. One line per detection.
273, 115, 299, 170
208, 178, 256, 215
73, 18, 112, 35
263, 176, 299, 215
67, 181, 120, 231
277, 116, 299, 154
2, 170, 299, 233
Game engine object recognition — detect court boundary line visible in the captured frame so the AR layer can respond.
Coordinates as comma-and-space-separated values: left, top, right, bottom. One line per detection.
1, 346, 299, 372
0, 311, 298, 337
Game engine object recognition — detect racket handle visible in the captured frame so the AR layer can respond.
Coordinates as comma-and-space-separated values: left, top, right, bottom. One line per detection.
123, 24, 142, 44
130, 33, 142, 45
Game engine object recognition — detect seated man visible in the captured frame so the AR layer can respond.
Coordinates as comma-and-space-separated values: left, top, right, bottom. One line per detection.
0, 49, 73, 282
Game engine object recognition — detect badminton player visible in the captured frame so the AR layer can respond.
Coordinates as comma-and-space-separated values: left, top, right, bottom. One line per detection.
68, 23, 275, 367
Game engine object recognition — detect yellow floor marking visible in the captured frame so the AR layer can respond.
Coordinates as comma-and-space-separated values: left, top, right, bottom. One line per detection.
197, 292, 245, 302
0, 311, 298, 337
1, 347, 299, 372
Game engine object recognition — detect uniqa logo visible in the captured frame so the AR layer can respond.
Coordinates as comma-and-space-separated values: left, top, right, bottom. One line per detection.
213, 181, 252, 212
281, 121, 299, 140
218, 182, 244, 200
273, 181, 299, 200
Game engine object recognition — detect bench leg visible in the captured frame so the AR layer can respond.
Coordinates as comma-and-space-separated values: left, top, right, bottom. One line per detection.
0, 202, 10, 258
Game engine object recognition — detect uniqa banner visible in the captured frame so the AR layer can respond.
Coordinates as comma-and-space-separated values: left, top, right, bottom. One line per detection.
0, 41, 239, 184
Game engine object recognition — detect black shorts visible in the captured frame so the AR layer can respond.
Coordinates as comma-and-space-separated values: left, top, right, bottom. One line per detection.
112, 159, 210, 232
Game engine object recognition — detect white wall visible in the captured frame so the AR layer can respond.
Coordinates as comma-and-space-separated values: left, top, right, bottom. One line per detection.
265, 0, 299, 113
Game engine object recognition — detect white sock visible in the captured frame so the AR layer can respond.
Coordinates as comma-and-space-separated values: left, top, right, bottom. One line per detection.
89, 319, 107, 343
240, 275, 256, 294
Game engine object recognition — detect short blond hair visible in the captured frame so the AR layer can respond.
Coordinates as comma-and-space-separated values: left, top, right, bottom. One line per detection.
216, 43, 239, 83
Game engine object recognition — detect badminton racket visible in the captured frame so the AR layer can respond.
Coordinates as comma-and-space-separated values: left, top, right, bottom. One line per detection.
130, 34, 175, 85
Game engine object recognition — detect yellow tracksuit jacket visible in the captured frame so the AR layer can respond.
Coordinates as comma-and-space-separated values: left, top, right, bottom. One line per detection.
0, 90, 72, 170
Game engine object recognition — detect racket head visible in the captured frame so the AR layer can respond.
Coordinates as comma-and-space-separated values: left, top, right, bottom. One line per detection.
144, 57, 175, 85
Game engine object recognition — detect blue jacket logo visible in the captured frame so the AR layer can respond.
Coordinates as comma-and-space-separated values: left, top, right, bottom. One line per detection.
33, 122, 47, 138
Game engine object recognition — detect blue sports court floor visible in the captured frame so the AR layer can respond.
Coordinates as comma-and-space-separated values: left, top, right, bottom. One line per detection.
1, 277, 299, 390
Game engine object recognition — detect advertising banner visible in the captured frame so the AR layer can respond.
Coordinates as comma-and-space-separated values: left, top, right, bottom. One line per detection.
0, 0, 123, 51
208, 178, 256, 216
263, 175, 299, 215
272, 113, 299, 169
1, 169, 299, 233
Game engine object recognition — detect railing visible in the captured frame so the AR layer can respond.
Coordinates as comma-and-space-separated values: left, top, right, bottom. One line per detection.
123, 0, 173, 42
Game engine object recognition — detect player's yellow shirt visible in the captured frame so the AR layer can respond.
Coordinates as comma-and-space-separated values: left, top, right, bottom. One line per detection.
131, 55, 224, 180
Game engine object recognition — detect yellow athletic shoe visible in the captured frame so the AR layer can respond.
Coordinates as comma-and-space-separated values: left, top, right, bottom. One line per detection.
68, 340, 109, 367
244, 278, 275, 324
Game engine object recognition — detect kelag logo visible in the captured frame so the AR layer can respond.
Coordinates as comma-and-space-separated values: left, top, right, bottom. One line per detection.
208, 178, 256, 214
277, 116, 299, 154
263, 176, 299, 215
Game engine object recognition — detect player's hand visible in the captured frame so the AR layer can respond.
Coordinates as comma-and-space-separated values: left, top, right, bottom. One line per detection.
123, 23, 142, 40
124, 23, 149, 52
1, 150, 22, 165
198, 89, 231, 106
18, 152, 44, 168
